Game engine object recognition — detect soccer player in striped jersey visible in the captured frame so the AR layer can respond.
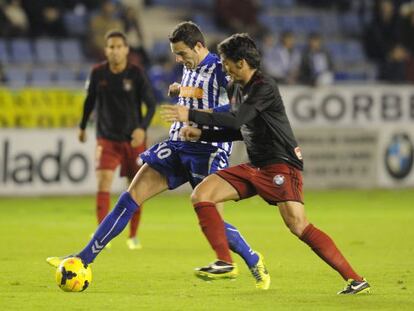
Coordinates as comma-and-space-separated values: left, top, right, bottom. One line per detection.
47, 22, 270, 290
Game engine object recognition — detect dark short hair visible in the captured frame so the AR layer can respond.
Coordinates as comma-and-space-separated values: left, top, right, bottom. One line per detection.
168, 21, 205, 48
105, 30, 128, 46
218, 33, 261, 69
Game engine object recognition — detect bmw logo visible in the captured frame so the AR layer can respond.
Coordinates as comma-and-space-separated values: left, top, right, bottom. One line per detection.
384, 133, 413, 179
273, 174, 285, 186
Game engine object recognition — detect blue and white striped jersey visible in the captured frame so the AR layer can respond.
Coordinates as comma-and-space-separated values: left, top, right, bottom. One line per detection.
169, 53, 232, 155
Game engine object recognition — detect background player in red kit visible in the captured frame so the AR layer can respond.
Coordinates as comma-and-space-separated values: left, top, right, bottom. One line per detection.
162, 33, 370, 294
78, 30, 156, 250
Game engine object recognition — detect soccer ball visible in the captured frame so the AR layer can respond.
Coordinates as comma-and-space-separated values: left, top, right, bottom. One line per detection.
55, 257, 92, 292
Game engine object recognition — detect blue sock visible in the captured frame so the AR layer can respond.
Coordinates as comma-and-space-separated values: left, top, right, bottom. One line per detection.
224, 222, 259, 268
77, 192, 139, 264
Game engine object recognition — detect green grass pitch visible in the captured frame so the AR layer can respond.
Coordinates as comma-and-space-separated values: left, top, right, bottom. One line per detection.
0, 190, 413, 311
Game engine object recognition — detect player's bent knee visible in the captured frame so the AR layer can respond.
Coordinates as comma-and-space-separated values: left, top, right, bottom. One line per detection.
287, 219, 309, 237
191, 186, 215, 205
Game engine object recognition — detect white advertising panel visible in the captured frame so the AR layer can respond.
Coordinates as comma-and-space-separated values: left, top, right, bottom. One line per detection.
0, 127, 170, 196
281, 85, 414, 127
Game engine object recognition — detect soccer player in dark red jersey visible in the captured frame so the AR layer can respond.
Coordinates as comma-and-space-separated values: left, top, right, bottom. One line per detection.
78, 30, 156, 250
162, 33, 370, 294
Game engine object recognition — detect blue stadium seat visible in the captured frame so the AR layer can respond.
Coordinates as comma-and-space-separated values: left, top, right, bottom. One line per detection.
334, 70, 368, 81
321, 14, 339, 35
31, 68, 53, 86
150, 41, 171, 61
302, 15, 322, 33
151, 0, 190, 7
342, 40, 365, 63
326, 41, 346, 64
278, 0, 296, 8
34, 38, 58, 64
192, 0, 214, 9
63, 12, 88, 37
0, 39, 9, 63
5, 67, 28, 87
78, 66, 90, 82
59, 39, 84, 63
339, 12, 362, 36
327, 40, 365, 65
193, 13, 218, 33
55, 67, 78, 86
258, 13, 278, 32
277, 16, 295, 31
261, 0, 296, 8
10, 39, 33, 64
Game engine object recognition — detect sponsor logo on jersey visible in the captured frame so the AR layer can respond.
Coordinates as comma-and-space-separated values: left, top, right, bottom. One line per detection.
179, 86, 204, 99
294, 147, 303, 160
123, 79, 132, 91
273, 174, 285, 186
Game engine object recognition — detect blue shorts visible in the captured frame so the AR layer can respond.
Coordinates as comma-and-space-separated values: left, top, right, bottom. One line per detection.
140, 140, 229, 189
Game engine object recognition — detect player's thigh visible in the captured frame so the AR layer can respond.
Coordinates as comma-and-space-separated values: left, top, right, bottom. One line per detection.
277, 201, 309, 237
191, 174, 239, 204
122, 142, 146, 180
128, 163, 169, 205
96, 169, 115, 192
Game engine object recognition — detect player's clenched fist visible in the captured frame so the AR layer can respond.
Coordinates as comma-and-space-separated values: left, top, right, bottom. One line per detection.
131, 128, 146, 147
180, 126, 201, 141
167, 82, 181, 97
160, 104, 189, 122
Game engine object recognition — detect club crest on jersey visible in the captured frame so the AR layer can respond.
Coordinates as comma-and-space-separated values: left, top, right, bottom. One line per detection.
294, 147, 303, 160
123, 79, 132, 91
273, 174, 285, 186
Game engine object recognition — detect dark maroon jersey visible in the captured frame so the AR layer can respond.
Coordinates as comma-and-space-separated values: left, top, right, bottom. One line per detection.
80, 62, 156, 141
190, 70, 303, 170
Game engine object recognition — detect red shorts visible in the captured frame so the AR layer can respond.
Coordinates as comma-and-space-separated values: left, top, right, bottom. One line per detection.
96, 138, 146, 179
216, 163, 304, 205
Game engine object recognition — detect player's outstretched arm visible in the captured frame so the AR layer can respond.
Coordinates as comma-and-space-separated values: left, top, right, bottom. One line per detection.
180, 126, 243, 142
161, 101, 258, 130
161, 104, 190, 122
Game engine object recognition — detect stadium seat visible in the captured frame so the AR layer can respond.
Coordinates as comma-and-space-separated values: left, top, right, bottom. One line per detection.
321, 13, 339, 35
192, 13, 218, 33
151, 0, 190, 7
34, 38, 58, 64
30, 68, 53, 86
5, 67, 28, 87
339, 12, 362, 36
63, 12, 89, 37
59, 39, 84, 64
258, 13, 278, 32
78, 66, 91, 82
326, 41, 346, 64
342, 40, 365, 64
10, 39, 33, 64
192, 0, 214, 9
55, 67, 79, 86
261, 0, 296, 8
302, 15, 322, 33
0, 39, 9, 63
150, 41, 171, 61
